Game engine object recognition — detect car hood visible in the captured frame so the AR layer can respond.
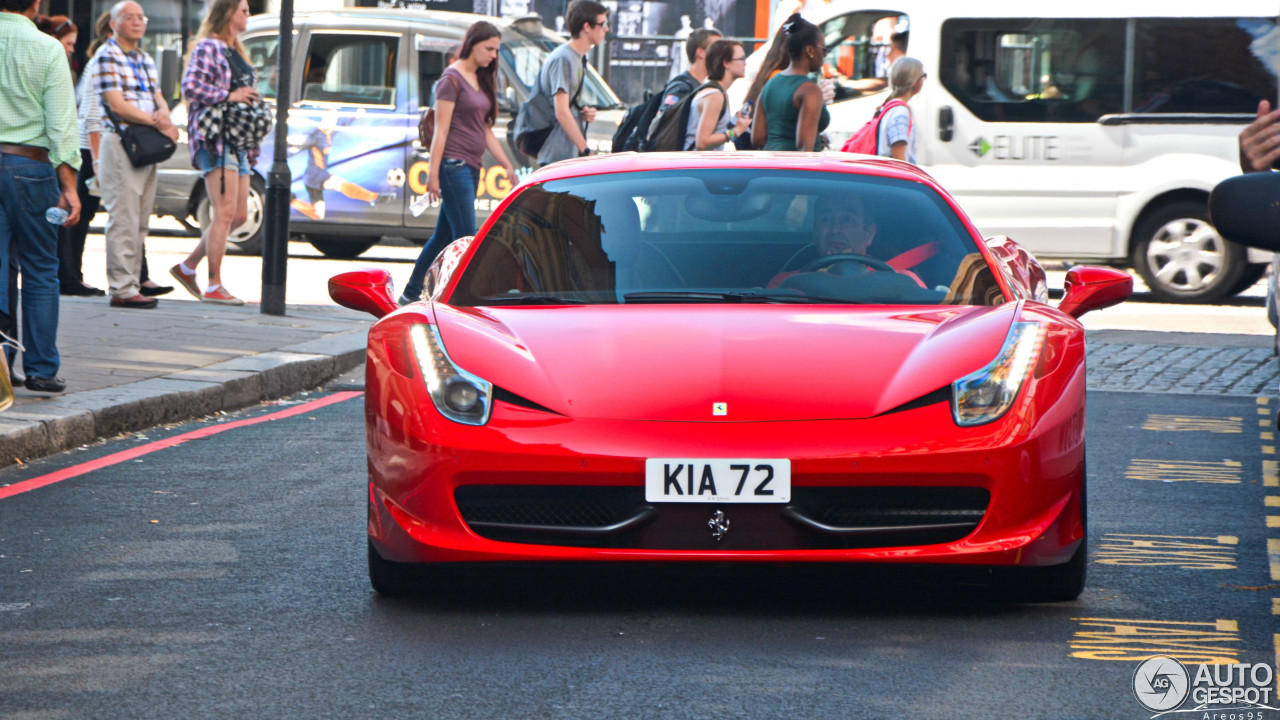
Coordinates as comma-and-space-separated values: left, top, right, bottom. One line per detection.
433, 304, 1018, 421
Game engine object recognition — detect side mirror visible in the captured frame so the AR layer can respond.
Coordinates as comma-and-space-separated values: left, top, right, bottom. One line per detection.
328, 269, 399, 318
1058, 266, 1132, 319
425, 235, 475, 301
1209, 172, 1280, 252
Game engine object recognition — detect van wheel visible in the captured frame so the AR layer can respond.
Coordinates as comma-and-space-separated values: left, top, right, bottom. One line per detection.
192, 175, 267, 256
1131, 200, 1247, 303
309, 236, 377, 259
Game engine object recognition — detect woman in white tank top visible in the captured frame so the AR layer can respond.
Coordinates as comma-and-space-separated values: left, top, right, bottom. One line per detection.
685, 40, 752, 151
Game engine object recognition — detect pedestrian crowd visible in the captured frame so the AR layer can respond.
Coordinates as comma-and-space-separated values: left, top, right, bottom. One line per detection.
0, 0, 922, 389
402, 1, 924, 303
0, 0, 264, 394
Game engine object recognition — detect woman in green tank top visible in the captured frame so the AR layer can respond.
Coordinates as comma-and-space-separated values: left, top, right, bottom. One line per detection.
751, 14, 829, 152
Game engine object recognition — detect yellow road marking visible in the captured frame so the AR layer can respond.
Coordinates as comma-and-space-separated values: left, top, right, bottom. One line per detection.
1269, 516, 1280, 528
1271, 539, 1280, 582
1267, 497, 1280, 507
1141, 414, 1243, 433
1125, 459, 1242, 484
1264, 432, 1276, 441
1261, 408, 1272, 416
1265, 461, 1279, 488
1259, 397, 1271, 405
1266, 446, 1276, 455
1273, 598, 1280, 615
1069, 618, 1240, 664
1263, 419, 1272, 428
1094, 534, 1237, 569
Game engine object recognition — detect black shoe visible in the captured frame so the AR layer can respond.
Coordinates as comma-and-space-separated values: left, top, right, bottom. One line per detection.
140, 284, 174, 297
24, 375, 65, 393
61, 283, 106, 297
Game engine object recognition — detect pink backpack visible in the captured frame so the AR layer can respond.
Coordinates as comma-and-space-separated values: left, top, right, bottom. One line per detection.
841, 99, 911, 155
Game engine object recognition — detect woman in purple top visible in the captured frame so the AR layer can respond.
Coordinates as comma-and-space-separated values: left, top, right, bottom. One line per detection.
170, 0, 260, 306
400, 21, 516, 305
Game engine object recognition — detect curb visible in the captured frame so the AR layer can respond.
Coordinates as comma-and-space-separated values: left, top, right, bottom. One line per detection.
0, 329, 367, 466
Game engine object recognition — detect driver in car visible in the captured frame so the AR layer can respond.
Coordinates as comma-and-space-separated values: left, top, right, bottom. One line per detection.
768, 200, 923, 288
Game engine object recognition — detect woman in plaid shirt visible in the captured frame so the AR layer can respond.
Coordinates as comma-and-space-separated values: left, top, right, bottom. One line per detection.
170, 0, 259, 306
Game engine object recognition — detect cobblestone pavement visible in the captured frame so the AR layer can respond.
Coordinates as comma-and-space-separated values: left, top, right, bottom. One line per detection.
1087, 333, 1279, 396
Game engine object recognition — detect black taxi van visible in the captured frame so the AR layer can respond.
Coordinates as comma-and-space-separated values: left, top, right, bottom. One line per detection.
153, 8, 624, 258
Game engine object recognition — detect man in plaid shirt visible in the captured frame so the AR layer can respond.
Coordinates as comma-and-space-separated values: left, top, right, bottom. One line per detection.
0, 0, 80, 393
91, 0, 178, 309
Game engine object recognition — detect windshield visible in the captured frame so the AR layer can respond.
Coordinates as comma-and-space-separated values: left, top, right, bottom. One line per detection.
450, 169, 1005, 307
500, 35, 622, 108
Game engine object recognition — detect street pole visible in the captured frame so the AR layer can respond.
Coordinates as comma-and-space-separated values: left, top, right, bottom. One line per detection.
260, 0, 294, 316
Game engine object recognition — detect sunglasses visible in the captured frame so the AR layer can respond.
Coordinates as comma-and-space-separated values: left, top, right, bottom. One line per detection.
53, 18, 73, 34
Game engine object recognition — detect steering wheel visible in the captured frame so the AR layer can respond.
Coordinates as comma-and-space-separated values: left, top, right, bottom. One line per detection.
800, 253, 896, 275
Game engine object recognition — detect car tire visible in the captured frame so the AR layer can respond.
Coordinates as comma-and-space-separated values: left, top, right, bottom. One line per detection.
192, 174, 267, 255
992, 537, 1087, 603
992, 469, 1086, 603
368, 539, 419, 597
1131, 200, 1247, 303
308, 236, 378, 259
1229, 262, 1269, 296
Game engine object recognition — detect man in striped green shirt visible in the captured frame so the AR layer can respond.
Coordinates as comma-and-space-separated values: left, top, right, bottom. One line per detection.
0, 0, 81, 393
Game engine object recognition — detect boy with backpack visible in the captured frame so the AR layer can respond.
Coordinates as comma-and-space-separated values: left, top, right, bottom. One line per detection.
612, 26, 720, 152
519, 0, 608, 166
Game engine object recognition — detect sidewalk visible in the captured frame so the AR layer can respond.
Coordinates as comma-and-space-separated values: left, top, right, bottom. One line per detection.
0, 295, 369, 466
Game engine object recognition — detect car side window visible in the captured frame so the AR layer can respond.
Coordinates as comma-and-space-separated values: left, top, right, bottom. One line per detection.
301, 33, 399, 107
243, 34, 281, 100
819, 11, 909, 103
1132, 18, 1276, 114
418, 50, 449, 108
940, 19, 1126, 123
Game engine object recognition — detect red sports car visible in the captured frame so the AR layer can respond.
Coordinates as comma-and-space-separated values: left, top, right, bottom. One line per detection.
329, 153, 1132, 601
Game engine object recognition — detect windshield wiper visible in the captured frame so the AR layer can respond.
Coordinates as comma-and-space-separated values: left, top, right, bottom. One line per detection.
624, 291, 858, 304
483, 293, 589, 306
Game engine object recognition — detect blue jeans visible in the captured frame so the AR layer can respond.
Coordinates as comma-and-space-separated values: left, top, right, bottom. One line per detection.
194, 146, 251, 177
403, 159, 479, 301
0, 154, 60, 379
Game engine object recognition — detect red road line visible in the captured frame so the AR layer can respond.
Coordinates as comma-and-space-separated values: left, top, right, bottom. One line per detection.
0, 391, 363, 501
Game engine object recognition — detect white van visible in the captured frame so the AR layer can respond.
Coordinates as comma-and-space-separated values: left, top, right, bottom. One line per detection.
734, 1, 1278, 302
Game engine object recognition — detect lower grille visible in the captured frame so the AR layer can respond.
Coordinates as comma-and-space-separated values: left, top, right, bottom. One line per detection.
454, 485, 989, 550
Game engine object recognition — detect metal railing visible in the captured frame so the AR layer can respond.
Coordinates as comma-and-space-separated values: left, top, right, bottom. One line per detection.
596, 34, 766, 106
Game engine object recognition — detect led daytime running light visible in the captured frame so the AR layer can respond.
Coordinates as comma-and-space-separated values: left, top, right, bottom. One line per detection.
951, 322, 1043, 426
409, 324, 493, 425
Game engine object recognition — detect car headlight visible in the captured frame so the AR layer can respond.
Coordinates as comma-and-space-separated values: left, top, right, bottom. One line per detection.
951, 322, 1043, 426
409, 324, 493, 425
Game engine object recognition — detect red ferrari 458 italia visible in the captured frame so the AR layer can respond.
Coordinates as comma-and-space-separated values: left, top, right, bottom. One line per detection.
329, 153, 1132, 601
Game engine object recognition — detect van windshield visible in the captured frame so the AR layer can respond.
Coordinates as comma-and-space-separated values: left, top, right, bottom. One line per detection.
500, 36, 622, 109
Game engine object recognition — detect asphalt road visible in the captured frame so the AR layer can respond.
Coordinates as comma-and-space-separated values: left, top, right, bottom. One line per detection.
0, 382, 1275, 719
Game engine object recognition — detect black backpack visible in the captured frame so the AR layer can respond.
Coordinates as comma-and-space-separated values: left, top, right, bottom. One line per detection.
612, 90, 659, 152
645, 81, 723, 152
634, 74, 696, 152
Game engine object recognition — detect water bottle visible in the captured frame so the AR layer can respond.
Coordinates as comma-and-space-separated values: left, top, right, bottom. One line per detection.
409, 194, 432, 218
45, 207, 69, 225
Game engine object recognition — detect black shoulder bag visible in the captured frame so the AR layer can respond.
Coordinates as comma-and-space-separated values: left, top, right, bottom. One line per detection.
102, 52, 176, 167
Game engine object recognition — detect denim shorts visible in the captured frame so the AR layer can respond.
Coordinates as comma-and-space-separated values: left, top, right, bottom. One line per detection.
194, 146, 251, 177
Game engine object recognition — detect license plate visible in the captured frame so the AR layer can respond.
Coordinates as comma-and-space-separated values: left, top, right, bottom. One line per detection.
644, 459, 791, 503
